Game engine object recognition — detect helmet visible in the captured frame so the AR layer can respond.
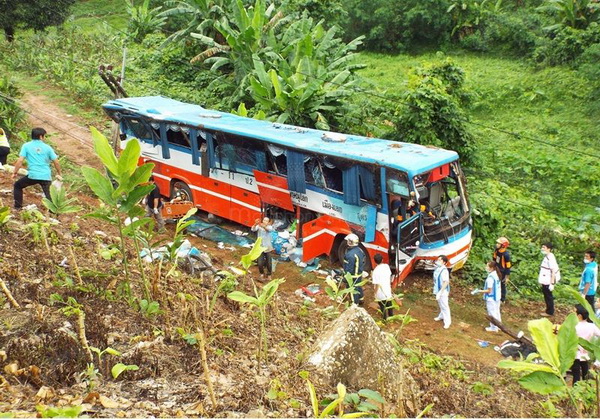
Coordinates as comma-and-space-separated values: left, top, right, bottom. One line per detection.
496, 237, 510, 247
345, 233, 359, 246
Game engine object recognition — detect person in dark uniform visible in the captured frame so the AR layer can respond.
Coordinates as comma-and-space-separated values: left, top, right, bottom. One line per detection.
145, 176, 165, 232
493, 237, 512, 303
343, 233, 366, 305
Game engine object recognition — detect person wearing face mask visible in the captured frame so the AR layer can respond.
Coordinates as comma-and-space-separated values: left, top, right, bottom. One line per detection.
539, 242, 560, 317
476, 261, 502, 332
579, 251, 598, 309
433, 255, 451, 329
493, 237, 512, 303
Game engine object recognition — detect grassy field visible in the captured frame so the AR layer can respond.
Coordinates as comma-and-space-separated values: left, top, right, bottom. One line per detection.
69, 0, 128, 32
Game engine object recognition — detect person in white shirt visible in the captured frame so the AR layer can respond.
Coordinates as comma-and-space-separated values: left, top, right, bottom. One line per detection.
251, 217, 274, 281
480, 261, 502, 332
433, 255, 451, 329
573, 304, 600, 384
372, 253, 393, 320
539, 242, 560, 317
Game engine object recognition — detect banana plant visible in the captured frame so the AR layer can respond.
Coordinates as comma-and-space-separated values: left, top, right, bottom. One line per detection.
498, 313, 581, 415
227, 277, 285, 362
190, 0, 287, 91
159, 0, 226, 45
126, 0, 167, 43
537, 0, 600, 30
82, 127, 154, 300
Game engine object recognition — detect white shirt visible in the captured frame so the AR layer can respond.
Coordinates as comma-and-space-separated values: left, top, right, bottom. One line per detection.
538, 252, 560, 285
433, 265, 450, 294
372, 263, 393, 301
576, 321, 600, 360
251, 223, 274, 252
483, 271, 501, 302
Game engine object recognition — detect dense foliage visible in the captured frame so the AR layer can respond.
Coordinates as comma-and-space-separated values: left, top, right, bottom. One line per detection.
0, 0, 76, 41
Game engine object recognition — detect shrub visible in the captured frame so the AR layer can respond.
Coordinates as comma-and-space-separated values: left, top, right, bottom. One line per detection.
343, 0, 452, 52
533, 22, 600, 66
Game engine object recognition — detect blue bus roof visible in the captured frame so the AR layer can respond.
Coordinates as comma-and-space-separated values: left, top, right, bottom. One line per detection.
103, 96, 459, 176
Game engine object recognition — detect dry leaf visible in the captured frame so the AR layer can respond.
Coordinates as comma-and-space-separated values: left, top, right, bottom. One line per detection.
36, 386, 55, 400
4, 362, 18, 374
99, 395, 120, 408
116, 411, 127, 418
83, 392, 99, 403
0, 350, 6, 362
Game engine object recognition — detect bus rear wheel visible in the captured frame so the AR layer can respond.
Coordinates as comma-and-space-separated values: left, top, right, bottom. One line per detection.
171, 181, 193, 203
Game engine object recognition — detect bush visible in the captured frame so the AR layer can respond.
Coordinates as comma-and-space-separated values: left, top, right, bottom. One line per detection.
343, 0, 451, 52
281, 0, 348, 29
533, 23, 600, 66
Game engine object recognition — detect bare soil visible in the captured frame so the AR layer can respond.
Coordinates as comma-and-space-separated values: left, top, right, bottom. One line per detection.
0, 89, 579, 417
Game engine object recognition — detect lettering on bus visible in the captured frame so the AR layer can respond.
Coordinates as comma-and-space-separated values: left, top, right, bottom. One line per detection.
290, 191, 308, 203
322, 199, 342, 214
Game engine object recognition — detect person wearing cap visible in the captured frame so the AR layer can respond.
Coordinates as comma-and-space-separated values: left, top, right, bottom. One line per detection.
0, 127, 10, 166
252, 216, 274, 281
342, 233, 366, 305
493, 237, 512, 303
12, 127, 62, 210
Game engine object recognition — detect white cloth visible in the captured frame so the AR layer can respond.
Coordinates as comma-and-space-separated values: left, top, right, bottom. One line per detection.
372, 263, 393, 301
486, 299, 501, 330
576, 321, 600, 360
538, 253, 560, 285
436, 290, 451, 328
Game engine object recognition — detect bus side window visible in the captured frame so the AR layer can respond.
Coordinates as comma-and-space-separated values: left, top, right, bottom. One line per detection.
304, 157, 325, 189
322, 157, 343, 193
359, 166, 377, 203
122, 118, 153, 143
267, 144, 287, 176
166, 125, 191, 149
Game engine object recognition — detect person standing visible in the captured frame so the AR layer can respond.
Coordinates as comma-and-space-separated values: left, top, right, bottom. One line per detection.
372, 253, 393, 320
12, 127, 62, 209
144, 176, 165, 232
433, 255, 451, 329
481, 261, 502, 332
342, 233, 366, 305
493, 237, 512, 303
252, 217, 274, 281
0, 128, 10, 166
579, 251, 598, 309
539, 242, 560, 317
572, 304, 600, 384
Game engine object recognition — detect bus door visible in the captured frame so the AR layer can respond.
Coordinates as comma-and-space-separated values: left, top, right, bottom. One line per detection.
394, 214, 421, 276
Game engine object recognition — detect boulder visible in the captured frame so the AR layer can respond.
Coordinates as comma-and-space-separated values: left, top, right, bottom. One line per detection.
308, 305, 419, 413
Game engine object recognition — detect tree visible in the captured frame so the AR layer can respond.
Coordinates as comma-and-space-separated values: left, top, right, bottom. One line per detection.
388, 60, 475, 165
0, 0, 76, 41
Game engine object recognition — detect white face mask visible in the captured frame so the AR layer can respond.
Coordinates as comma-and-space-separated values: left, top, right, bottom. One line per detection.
435, 260, 443, 267
584, 258, 591, 264
541, 248, 548, 254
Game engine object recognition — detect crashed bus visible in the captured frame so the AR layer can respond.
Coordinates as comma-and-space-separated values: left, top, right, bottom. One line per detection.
102, 96, 472, 281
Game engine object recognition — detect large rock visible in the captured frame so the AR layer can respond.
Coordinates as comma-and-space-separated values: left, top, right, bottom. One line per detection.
308, 305, 419, 413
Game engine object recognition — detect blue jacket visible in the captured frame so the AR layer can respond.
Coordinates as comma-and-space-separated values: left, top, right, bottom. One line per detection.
343, 246, 365, 277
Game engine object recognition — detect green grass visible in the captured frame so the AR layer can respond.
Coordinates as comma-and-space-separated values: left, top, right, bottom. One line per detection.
69, 0, 128, 33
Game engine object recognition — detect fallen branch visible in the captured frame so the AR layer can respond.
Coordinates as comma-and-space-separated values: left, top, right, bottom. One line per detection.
486, 315, 535, 347
77, 311, 93, 362
0, 279, 20, 308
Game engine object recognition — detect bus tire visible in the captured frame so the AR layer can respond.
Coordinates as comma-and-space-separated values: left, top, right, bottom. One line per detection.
171, 180, 193, 203
336, 240, 372, 273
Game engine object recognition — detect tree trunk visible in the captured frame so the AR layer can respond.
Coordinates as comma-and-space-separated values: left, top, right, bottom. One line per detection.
3, 26, 14, 42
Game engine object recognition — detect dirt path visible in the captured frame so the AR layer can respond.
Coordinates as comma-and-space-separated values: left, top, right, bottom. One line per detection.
20, 91, 103, 170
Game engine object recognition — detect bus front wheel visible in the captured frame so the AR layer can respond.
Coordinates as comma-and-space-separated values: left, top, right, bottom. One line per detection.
171, 181, 193, 203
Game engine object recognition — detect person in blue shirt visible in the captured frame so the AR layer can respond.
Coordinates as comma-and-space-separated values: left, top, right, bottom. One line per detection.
12, 128, 62, 209
478, 261, 502, 332
342, 233, 366, 305
579, 250, 598, 309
